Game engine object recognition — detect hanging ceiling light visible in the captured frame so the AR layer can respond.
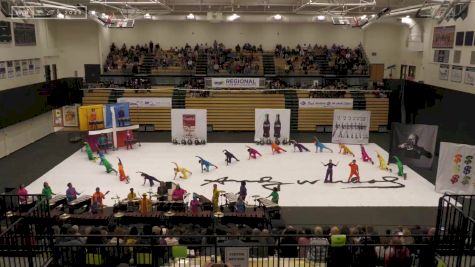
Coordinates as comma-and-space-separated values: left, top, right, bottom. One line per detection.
317, 15, 326, 20
273, 14, 282, 20
186, 13, 195, 19
227, 13, 240, 21
144, 13, 151, 19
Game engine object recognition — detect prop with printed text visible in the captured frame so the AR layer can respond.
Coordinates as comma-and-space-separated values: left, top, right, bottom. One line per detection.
299, 98, 353, 109
254, 109, 290, 144
436, 142, 475, 194
332, 109, 370, 144
171, 109, 207, 142
389, 123, 438, 169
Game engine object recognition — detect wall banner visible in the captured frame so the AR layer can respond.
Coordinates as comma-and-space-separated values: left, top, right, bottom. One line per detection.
299, 98, 353, 109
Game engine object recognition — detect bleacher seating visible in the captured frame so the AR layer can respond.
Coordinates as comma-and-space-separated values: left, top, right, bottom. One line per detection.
82, 89, 112, 105
365, 93, 389, 131
186, 91, 285, 131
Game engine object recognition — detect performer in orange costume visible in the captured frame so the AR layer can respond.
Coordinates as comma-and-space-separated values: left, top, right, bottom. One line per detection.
348, 160, 360, 182
117, 158, 130, 183
139, 193, 152, 215
271, 142, 287, 154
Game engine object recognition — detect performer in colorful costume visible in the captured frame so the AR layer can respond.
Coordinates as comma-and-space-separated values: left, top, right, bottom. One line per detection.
212, 184, 220, 211
360, 145, 374, 164
223, 150, 239, 165
172, 162, 192, 179
339, 144, 355, 157
348, 159, 360, 182
84, 142, 96, 161
314, 137, 333, 153
393, 156, 405, 177
290, 140, 310, 152
271, 142, 287, 154
322, 160, 338, 183
196, 156, 218, 172
117, 158, 130, 183
246, 146, 262, 159
376, 151, 389, 171
99, 154, 117, 174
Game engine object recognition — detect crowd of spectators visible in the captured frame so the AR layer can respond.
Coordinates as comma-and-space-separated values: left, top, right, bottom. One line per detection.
154, 43, 196, 71
104, 43, 147, 74
51, 222, 437, 267
274, 43, 368, 76
207, 41, 262, 75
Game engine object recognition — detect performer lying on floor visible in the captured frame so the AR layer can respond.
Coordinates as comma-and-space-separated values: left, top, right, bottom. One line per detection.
223, 149, 239, 165
196, 156, 218, 172
172, 162, 192, 179
360, 145, 374, 164
339, 144, 355, 157
314, 137, 333, 153
138, 171, 160, 187
290, 140, 310, 152
246, 146, 262, 159
271, 142, 287, 154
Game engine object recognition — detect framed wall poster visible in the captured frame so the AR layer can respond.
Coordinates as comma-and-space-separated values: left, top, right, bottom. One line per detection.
453, 50, 461, 64
332, 109, 371, 144
52, 109, 63, 127
28, 59, 34, 74
171, 109, 207, 142
451, 65, 463, 83
432, 26, 455, 48
0, 21, 12, 43
464, 31, 474, 46
21, 60, 28, 75
464, 67, 475, 85
0, 62, 5, 79
439, 64, 450, 80
6, 61, 13, 78
34, 58, 40, 74
407, 66, 416, 80
433, 50, 450, 63
62, 105, 79, 127
14, 60, 21, 77
455, 31, 464, 46
471, 51, 475, 65
13, 23, 36, 46
400, 64, 408, 79
254, 109, 291, 143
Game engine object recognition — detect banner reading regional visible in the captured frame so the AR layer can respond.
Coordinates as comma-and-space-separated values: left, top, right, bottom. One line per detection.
332, 109, 370, 144
436, 142, 475, 195
171, 109, 207, 142
389, 123, 438, 169
210, 77, 264, 88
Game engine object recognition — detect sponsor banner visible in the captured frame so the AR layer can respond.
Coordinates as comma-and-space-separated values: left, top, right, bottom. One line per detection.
432, 26, 455, 48
439, 64, 449, 80
332, 109, 370, 144
389, 123, 438, 169
254, 109, 291, 143
436, 142, 475, 194
450, 65, 463, 83
117, 97, 172, 108
210, 77, 264, 88
464, 67, 475, 85
299, 98, 353, 109
171, 109, 207, 142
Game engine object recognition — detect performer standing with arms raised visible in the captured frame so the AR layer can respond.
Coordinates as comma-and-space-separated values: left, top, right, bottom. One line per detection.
322, 160, 338, 183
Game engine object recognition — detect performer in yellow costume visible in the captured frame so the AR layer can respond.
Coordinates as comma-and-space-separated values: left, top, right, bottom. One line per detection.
139, 193, 152, 215
212, 184, 220, 211
376, 151, 389, 171
172, 162, 192, 179
339, 144, 355, 157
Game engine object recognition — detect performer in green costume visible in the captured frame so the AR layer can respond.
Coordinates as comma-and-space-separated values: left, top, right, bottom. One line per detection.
84, 142, 96, 161
99, 154, 117, 174
393, 156, 404, 177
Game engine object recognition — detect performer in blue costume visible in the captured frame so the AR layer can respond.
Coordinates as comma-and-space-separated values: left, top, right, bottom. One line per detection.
290, 140, 310, 152
196, 156, 219, 173
314, 136, 333, 153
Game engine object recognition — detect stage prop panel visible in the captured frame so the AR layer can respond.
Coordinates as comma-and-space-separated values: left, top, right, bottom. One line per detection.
389, 123, 438, 169
254, 109, 290, 143
436, 142, 475, 194
171, 109, 207, 142
105, 103, 131, 129
332, 109, 370, 144
62, 105, 79, 127
78, 104, 105, 131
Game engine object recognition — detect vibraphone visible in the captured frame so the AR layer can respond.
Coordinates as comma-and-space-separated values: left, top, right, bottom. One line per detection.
152, 200, 186, 211
257, 197, 280, 221
67, 195, 91, 214
121, 211, 162, 225
49, 194, 67, 209
196, 194, 213, 211
220, 211, 266, 228
166, 210, 212, 226
65, 212, 111, 226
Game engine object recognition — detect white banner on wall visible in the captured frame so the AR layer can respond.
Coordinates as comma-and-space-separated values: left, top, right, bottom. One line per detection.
62, 105, 79, 127
450, 65, 463, 83
299, 98, 353, 109
117, 97, 172, 108
210, 77, 263, 88
332, 109, 370, 144
465, 67, 475, 85
436, 142, 475, 195
439, 64, 449, 80
171, 109, 207, 142
254, 109, 291, 142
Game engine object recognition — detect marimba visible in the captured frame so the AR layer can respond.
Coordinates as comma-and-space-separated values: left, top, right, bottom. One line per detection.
224, 192, 238, 204
257, 198, 279, 210
196, 194, 213, 211
67, 195, 91, 214
49, 194, 67, 209
152, 200, 185, 211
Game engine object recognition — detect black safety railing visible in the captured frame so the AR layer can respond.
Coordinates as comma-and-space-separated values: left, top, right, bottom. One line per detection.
0, 194, 51, 228
44, 234, 436, 267
435, 194, 475, 267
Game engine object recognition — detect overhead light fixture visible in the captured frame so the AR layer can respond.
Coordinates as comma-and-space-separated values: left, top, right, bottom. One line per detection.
144, 13, 151, 19
90, 10, 96, 16
401, 16, 413, 24
317, 15, 326, 20
227, 13, 240, 21
57, 13, 65, 18
273, 14, 282, 20
371, 14, 376, 18
186, 13, 195, 19
360, 14, 367, 19
405, 15, 410, 18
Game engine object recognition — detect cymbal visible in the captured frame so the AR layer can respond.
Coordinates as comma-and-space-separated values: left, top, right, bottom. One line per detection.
5, 211, 13, 217
213, 211, 224, 218
114, 212, 124, 218
252, 195, 260, 198
164, 211, 175, 217
59, 213, 71, 220
111, 196, 121, 200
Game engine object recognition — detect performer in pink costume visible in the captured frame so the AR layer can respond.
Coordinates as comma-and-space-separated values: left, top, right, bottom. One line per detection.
360, 144, 374, 164
246, 146, 262, 159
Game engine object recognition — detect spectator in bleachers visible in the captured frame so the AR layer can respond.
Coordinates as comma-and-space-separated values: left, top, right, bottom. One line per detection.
307, 226, 329, 263
384, 237, 411, 267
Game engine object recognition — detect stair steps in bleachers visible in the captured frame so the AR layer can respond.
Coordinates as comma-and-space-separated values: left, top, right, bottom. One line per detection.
139, 54, 154, 75
314, 55, 332, 75
108, 89, 124, 103
195, 54, 208, 76
351, 91, 366, 110
172, 89, 186, 108
262, 53, 276, 76
284, 90, 299, 132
